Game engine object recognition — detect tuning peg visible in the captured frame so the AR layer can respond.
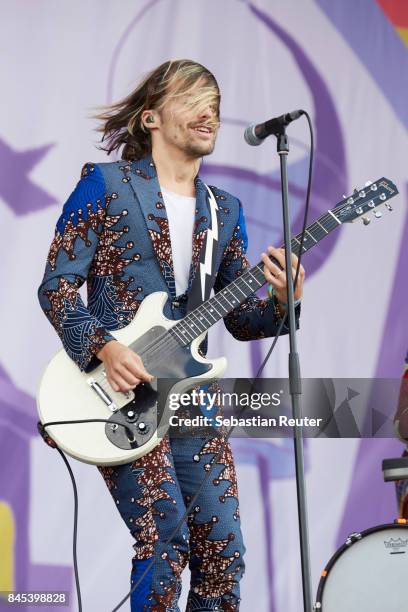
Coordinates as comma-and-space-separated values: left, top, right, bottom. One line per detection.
374, 211, 382, 218
362, 216, 371, 225
385, 203, 393, 211
364, 180, 373, 187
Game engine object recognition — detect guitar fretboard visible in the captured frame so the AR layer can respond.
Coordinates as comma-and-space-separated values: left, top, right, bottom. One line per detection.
167, 207, 342, 347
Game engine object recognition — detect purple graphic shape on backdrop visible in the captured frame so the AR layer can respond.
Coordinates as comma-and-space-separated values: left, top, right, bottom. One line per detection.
233, 1, 347, 378
336, 189, 408, 548
0, 364, 72, 612
317, 0, 408, 129
0, 138, 56, 215
106, 0, 161, 104
247, 1, 347, 200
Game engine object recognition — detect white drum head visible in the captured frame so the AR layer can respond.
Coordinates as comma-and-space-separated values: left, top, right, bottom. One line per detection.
318, 526, 408, 611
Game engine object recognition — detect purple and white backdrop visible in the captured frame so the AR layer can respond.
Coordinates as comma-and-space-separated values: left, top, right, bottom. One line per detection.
1, 0, 407, 610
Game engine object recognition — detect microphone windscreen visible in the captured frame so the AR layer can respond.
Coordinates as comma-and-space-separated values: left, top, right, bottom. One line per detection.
244, 124, 262, 146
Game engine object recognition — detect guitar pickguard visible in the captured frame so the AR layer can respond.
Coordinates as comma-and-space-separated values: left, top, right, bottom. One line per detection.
105, 326, 212, 451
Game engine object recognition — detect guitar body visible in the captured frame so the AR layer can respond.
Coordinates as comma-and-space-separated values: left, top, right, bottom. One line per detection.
37, 292, 227, 466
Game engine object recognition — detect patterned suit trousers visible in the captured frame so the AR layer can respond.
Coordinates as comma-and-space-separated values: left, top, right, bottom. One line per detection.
99, 434, 245, 611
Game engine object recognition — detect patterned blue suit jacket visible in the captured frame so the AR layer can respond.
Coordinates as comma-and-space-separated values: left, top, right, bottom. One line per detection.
38, 155, 298, 372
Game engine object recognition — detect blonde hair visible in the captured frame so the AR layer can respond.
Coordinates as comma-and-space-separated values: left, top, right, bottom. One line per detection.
93, 59, 220, 161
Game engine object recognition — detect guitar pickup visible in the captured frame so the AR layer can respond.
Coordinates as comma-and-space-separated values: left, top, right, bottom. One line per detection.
87, 377, 119, 412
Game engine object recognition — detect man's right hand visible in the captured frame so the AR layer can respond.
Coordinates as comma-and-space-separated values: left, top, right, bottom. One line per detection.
96, 341, 153, 393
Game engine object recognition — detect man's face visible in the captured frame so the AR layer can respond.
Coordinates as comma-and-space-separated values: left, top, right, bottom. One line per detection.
156, 79, 220, 159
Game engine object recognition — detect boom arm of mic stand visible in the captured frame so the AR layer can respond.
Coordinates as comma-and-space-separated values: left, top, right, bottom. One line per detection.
276, 128, 313, 612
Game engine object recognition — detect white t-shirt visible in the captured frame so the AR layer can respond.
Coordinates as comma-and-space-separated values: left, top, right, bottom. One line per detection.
161, 187, 196, 296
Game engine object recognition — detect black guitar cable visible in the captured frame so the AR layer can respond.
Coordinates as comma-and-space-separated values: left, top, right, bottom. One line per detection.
38, 417, 140, 612
56, 447, 83, 612
40, 111, 313, 611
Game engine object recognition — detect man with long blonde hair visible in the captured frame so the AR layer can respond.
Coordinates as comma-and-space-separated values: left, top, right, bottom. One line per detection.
38, 59, 304, 611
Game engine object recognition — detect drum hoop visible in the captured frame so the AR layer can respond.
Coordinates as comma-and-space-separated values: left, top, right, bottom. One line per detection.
315, 522, 408, 609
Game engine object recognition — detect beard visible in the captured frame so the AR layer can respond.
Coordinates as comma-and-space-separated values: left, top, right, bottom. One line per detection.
159, 119, 218, 159
182, 138, 216, 158
177, 125, 217, 158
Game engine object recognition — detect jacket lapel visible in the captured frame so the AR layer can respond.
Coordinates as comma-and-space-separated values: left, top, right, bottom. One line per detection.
128, 156, 176, 297
127, 156, 213, 300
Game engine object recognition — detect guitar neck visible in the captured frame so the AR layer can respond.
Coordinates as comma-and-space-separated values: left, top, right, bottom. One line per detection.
168, 208, 342, 346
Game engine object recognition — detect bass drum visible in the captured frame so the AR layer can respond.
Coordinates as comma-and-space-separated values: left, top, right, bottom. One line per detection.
314, 521, 408, 611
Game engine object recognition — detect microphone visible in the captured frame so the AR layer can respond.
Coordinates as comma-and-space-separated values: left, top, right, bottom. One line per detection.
244, 110, 304, 146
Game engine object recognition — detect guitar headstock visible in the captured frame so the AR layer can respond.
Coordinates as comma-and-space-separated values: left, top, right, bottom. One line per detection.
331, 178, 399, 225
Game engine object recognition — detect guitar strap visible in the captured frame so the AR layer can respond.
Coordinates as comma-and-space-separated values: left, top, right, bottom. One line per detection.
186, 184, 220, 313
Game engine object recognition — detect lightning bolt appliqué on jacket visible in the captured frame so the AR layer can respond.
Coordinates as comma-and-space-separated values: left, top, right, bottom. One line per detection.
200, 186, 219, 301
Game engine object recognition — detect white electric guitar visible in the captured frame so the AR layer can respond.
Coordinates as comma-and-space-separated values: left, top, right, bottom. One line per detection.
37, 178, 399, 466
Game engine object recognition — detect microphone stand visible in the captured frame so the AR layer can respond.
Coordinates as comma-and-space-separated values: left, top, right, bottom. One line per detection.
276, 128, 313, 612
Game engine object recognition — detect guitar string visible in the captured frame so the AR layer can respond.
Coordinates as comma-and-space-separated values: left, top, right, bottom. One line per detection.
95, 263, 273, 374
92, 190, 384, 391
104, 184, 385, 367
92, 214, 345, 390
105, 213, 342, 361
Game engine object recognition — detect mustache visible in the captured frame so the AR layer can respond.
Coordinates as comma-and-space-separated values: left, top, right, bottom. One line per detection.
188, 120, 220, 131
